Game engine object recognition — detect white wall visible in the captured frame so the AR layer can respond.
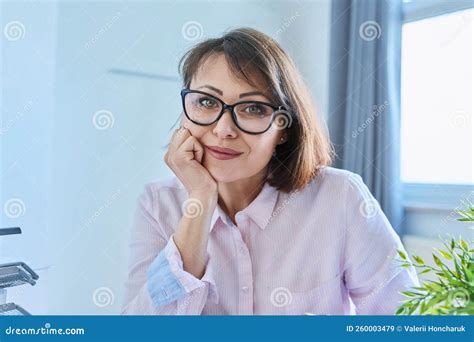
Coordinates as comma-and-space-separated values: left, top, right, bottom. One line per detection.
1, 1, 332, 314
0, 1, 57, 314
278, 1, 331, 119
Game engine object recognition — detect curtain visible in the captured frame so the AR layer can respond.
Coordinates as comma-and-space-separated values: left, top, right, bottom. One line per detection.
328, 0, 404, 233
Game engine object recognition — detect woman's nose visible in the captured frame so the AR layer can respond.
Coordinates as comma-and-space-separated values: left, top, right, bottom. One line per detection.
212, 109, 238, 138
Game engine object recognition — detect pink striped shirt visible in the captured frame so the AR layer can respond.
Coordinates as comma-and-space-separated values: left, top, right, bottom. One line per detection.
121, 167, 419, 315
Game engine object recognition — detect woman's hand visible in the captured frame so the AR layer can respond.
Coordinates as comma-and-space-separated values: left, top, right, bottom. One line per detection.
165, 126, 217, 278
164, 126, 218, 202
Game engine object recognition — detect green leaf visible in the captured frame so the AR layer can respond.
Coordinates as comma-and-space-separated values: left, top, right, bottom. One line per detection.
464, 265, 473, 281
438, 249, 453, 260
428, 281, 444, 291
395, 306, 405, 315
451, 254, 471, 283
413, 255, 425, 264
424, 281, 443, 291
426, 294, 445, 309
408, 301, 420, 315
400, 291, 424, 298
433, 254, 443, 268
412, 286, 428, 291
397, 250, 407, 260
419, 301, 427, 314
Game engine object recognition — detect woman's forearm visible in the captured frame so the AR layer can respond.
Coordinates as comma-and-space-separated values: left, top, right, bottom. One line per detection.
173, 192, 217, 279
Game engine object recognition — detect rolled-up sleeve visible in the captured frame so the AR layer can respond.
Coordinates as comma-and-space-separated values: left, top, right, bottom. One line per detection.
147, 235, 218, 310
343, 173, 420, 315
121, 184, 218, 315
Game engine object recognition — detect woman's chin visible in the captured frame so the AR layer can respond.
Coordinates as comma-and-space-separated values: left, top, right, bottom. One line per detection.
207, 168, 241, 184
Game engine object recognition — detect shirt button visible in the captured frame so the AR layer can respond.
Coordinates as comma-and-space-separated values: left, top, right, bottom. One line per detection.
241, 286, 249, 293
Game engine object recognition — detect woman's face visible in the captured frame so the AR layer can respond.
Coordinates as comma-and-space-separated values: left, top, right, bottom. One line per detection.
182, 53, 285, 184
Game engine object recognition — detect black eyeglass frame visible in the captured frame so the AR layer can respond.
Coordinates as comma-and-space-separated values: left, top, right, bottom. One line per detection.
180, 88, 288, 135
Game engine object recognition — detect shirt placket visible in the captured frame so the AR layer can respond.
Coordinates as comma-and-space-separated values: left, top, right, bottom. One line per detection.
231, 214, 254, 315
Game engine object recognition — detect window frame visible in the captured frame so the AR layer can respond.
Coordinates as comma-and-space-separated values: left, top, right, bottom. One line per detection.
401, 0, 474, 212
403, 0, 474, 23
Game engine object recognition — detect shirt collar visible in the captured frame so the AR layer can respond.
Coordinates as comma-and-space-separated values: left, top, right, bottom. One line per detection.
210, 182, 279, 232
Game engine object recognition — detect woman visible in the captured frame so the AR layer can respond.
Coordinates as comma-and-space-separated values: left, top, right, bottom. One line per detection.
121, 28, 419, 315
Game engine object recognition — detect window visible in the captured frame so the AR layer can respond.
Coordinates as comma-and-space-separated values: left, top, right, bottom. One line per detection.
401, 2, 473, 215
401, 7, 473, 185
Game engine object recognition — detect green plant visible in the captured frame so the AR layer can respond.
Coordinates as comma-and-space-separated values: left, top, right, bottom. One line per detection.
395, 204, 474, 315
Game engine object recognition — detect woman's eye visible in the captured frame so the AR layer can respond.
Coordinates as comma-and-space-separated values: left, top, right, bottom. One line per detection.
245, 104, 264, 115
198, 97, 218, 108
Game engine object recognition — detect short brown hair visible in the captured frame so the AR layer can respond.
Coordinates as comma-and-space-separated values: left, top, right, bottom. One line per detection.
179, 27, 333, 193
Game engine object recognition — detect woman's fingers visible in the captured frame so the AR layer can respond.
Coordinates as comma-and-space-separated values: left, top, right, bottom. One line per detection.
169, 126, 190, 153
178, 135, 204, 163
193, 138, 204, 164
164, 124, 217, 196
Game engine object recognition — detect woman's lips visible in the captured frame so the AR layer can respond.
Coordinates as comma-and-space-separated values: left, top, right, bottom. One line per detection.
205, 146, 243, 160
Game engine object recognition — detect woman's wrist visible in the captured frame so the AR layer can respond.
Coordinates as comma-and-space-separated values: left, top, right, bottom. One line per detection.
188, 191, 218, 208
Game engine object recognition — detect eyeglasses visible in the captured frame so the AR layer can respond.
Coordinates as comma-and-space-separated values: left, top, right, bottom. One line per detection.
180, 88, 289, 135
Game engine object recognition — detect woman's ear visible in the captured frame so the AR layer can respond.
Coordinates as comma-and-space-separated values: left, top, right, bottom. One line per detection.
277, 132, 288, 145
